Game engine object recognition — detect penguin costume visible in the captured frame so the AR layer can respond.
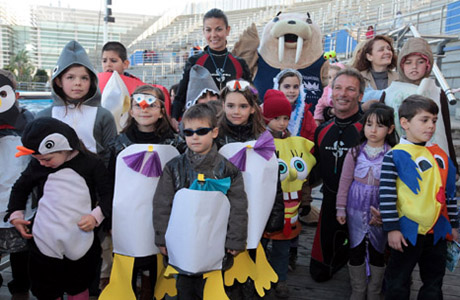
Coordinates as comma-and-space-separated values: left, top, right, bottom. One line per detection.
37, 40, 117, 164
0, 70, 34, 296
7, 117, 113, 300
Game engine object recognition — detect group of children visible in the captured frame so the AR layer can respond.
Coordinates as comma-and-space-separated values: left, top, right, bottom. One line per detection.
0, 7, 458, 300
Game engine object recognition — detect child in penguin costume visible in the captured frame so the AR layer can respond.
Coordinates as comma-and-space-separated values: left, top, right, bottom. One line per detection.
0, 69, 33, 298
7, 117, 113, 300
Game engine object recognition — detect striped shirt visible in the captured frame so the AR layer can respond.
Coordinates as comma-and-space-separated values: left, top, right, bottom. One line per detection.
379, 143, 459, 232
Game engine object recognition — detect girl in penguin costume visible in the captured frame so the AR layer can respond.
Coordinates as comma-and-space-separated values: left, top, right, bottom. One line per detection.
7, 117, 113, 300
37, 40, 117, 166
101, 85, 185, 300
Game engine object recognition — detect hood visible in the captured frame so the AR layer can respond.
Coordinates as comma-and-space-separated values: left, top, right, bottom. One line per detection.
272, 68, 303, 90
185, 65, 219, 110
51, 40, 100, 107
397, 38, 433, 84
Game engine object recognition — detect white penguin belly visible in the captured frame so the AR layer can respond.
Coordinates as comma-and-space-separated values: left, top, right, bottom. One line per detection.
33, 168, 93, 260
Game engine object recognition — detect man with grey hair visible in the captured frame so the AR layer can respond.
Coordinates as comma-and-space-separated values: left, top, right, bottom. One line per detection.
310, 68, 364, 282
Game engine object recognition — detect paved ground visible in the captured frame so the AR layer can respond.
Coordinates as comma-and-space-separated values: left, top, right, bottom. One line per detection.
0, 189, 459, 299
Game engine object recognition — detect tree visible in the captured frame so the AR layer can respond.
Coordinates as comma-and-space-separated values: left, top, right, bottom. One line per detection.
33, 69, 49, 83
5, 49, 34, 82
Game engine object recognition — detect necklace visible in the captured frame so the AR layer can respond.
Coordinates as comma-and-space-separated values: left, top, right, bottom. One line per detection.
364, 144, 385, 159
208, 48, 228, 85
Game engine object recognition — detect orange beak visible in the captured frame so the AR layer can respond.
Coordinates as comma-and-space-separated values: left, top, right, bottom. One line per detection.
233, 81, 242, 91
16, 145, 35, 158
139, 100, 149, 110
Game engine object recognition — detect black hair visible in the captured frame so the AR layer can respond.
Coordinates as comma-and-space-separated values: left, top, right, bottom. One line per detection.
399, 94, 439, 121
203, 8, 229, 28
102, 41, 128, 62
169, 83, 179, 98
351, 103, 398, 160
331, 68, 366, 95
361, 103, 398, 146
182, 102, 218, 128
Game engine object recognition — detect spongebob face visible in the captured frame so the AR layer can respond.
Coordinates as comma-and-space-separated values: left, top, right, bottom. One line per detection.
275, 136, 316, 193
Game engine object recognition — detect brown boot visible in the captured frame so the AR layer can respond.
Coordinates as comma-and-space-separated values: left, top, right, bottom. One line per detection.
348, 263, 366, 300
139, 274, 153, 300
367, 264, 385, 300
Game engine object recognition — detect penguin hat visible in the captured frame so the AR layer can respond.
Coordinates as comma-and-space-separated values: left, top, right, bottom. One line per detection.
16, 117, 81, 158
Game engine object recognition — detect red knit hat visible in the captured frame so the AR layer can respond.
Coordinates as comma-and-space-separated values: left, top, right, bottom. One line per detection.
263, 89, 292, 124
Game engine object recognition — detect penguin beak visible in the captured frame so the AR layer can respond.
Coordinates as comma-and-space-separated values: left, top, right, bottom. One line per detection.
16, 145, 35, 157
139, 100, 149, 110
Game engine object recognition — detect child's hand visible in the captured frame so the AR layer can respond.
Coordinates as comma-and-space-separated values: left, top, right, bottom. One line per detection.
77, 215, 97, 232
159, 246, 168, 256
388, 230, 408, 252
227, 249, 241, 256
11, 219, 32, 239
369, 206, 382, 226
336, 216, 346, 225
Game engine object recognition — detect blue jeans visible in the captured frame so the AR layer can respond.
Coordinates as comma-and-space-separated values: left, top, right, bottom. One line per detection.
385, 234, 446, 300
262, 238, 291, 281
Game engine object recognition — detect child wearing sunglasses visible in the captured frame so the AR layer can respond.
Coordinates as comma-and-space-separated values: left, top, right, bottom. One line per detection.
153, 103, 248, 299
106, 85, 185, 298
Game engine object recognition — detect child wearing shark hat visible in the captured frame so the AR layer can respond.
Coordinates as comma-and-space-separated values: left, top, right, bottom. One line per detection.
7, 117, 113, 300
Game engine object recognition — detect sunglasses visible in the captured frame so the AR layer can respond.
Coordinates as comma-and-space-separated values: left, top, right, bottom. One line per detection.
183, 127, 214, 137
226, 80, 251, 92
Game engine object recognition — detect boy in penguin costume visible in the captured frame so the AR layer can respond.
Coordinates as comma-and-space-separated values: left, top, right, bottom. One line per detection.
7, 117, 113, 300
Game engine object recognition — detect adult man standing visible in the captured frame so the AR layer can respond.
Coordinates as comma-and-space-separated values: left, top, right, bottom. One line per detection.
310, 68, 365, 282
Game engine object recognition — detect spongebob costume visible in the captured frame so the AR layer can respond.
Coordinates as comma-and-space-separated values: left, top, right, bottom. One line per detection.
269, 136, 316, 240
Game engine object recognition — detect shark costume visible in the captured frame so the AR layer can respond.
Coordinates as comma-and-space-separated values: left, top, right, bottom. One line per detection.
185, 65, 220, 110
171, 46, 251, 120
37, 40, 117, 165
7, 118, 113, 299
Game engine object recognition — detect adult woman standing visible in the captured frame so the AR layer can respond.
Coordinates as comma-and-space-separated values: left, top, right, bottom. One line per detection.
353, 35, 398, 91
170, 8, 252, 130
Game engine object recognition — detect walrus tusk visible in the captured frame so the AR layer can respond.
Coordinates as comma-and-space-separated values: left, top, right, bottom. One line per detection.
278, 35, 285, 62
295, 37, 303, 64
